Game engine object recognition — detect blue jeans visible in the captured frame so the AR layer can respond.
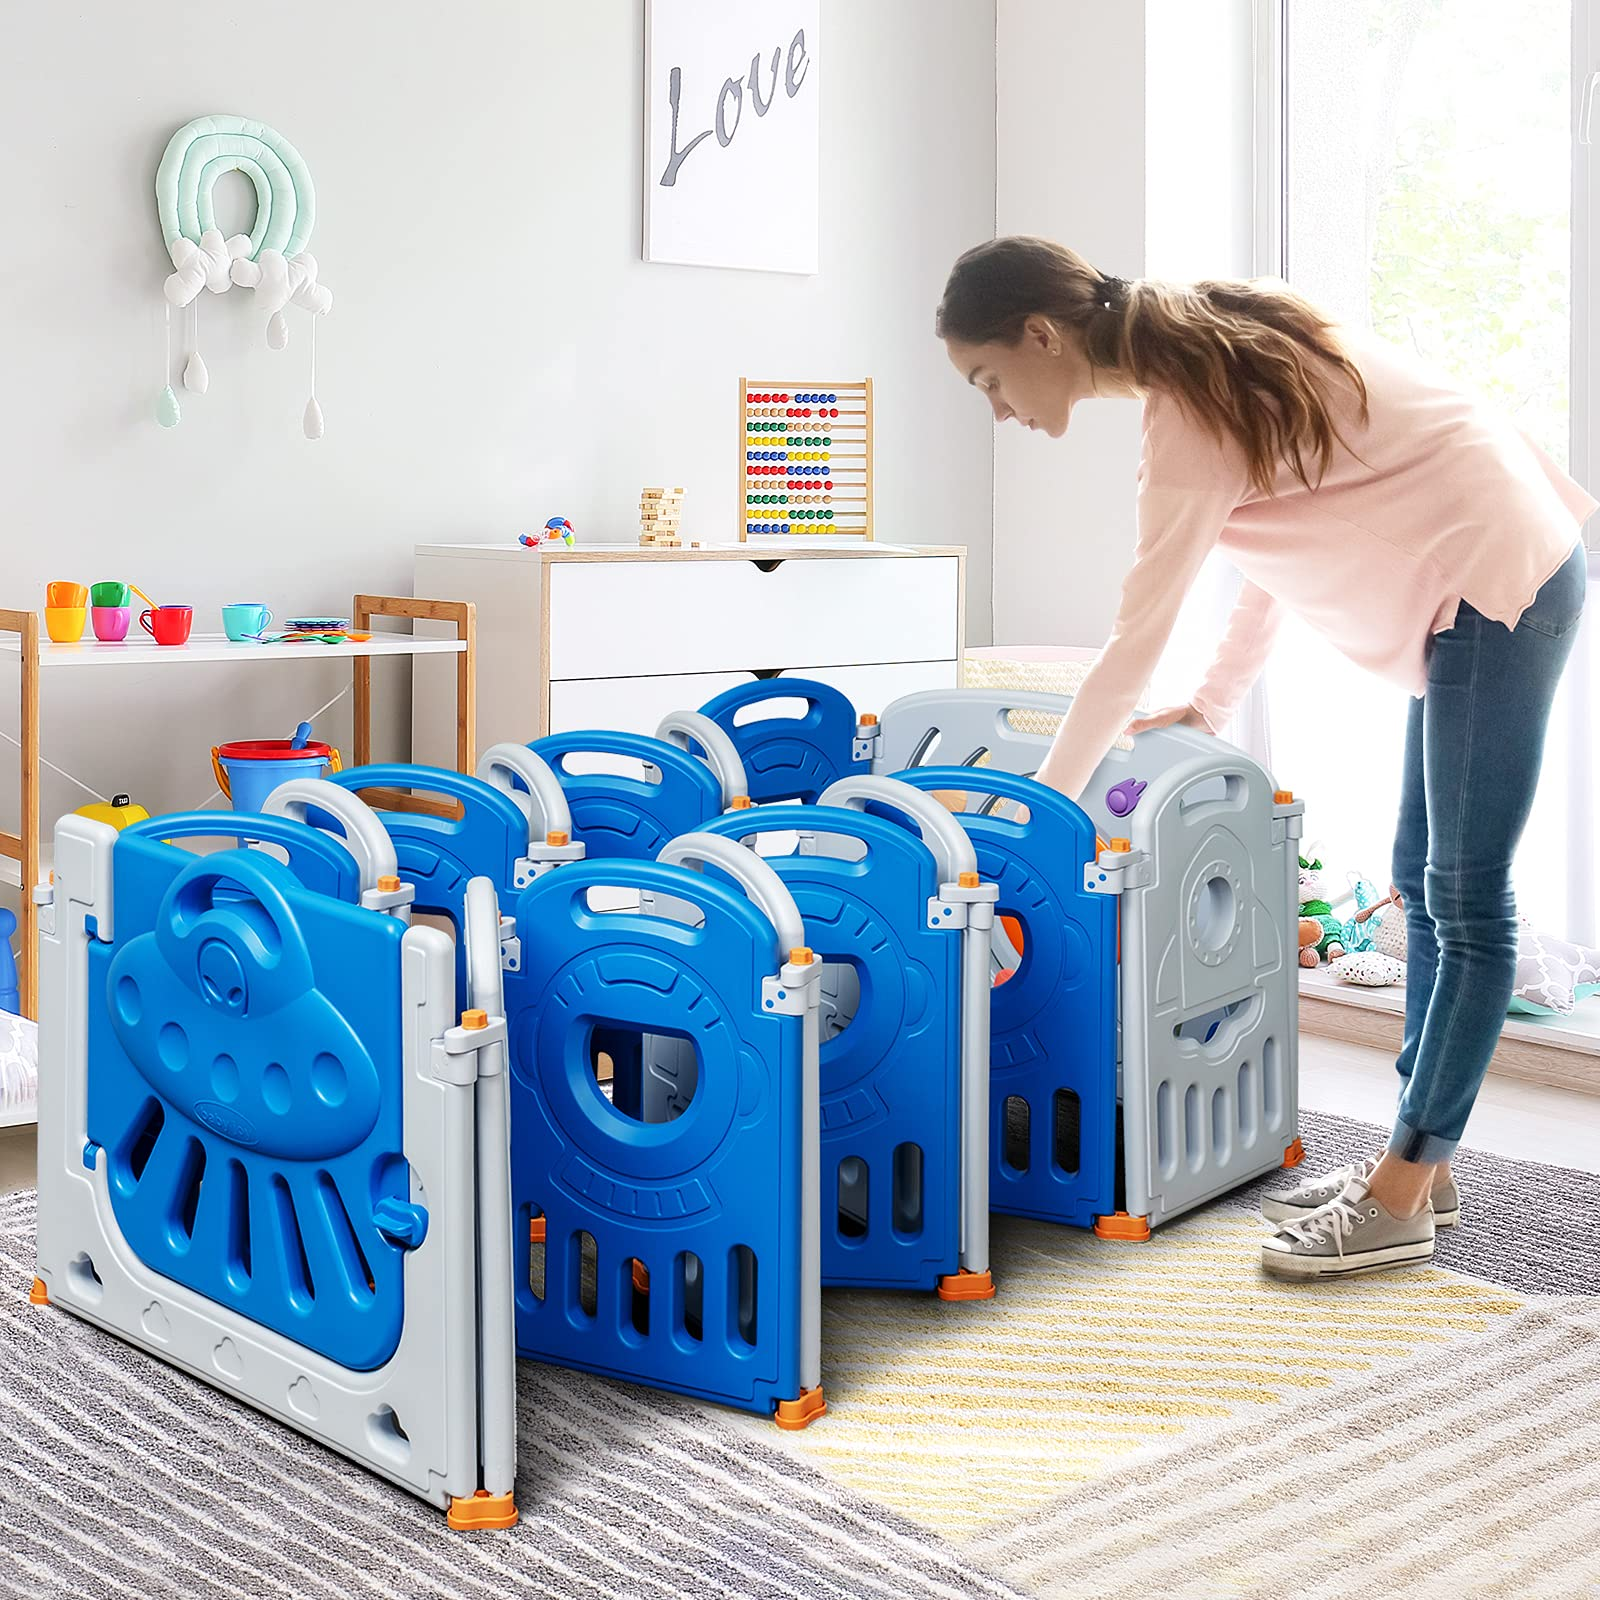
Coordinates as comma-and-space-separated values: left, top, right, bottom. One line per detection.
1388, 540, 1589, 1165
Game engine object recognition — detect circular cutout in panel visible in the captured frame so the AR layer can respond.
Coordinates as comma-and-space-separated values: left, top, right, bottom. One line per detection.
210, 1054, 240, 1103
1189, 861, 1242, 967
157, 1022, 189, 1072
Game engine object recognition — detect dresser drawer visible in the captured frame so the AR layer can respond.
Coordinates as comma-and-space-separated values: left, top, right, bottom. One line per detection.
548, 660, 959, 739
545, 555, 960, 680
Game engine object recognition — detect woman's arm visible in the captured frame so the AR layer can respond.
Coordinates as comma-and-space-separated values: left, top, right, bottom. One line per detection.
1033, 475, 1242, 802
1189, 579, 1285, 735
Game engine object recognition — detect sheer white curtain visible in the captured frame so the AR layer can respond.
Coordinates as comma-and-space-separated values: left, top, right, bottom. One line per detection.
1267, 0, 1599, 942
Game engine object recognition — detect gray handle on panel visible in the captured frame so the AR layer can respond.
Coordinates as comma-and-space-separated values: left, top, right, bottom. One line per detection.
475, 743, 574, 844
655, 711, 750, 806
816, 775, 977, 883
656, 832, 807, 960
261, 778, 397, 893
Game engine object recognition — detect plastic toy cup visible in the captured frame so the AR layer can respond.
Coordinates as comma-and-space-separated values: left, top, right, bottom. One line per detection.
140, 604, 193, 646
91, 605, 131, 642
47, 581, 87, 608
222, 602, 274, 641
45, 606, 87, 643
90, 581, 130, 607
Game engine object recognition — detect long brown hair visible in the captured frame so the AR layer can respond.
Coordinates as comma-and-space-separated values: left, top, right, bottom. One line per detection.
936, 235, 1369, 494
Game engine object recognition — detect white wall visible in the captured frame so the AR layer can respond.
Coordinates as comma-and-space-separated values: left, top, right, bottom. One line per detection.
0, 1, 996, 893
993, 0, 1258, 699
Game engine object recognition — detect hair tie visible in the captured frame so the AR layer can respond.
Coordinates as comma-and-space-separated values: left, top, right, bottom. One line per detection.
1097, 274, 1126, 309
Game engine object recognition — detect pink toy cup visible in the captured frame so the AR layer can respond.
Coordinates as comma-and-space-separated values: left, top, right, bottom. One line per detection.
92, 605, 131, 642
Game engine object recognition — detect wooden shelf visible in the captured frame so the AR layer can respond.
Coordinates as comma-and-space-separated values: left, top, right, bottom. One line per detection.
1, 594, 476, 1031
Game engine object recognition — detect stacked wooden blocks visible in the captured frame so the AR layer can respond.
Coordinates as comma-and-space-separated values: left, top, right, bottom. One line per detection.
639, 487, 685, 548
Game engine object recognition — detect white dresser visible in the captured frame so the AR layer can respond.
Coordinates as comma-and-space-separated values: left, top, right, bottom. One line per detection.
412, 542, 966, 760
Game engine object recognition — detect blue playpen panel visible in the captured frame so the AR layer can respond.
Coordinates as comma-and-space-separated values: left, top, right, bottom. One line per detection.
504, 858, 805, 1417
86, 835, 412, 1371
530, 732, 724, 860
697, 678, 867, 804
120, 813, 362, 903
326, 764, 530, 1001
700, 804, 962, 1290
890, 767, 1118, 1228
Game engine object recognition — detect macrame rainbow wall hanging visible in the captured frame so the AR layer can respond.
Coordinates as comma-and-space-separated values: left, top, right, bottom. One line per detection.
154, 114, 332, 438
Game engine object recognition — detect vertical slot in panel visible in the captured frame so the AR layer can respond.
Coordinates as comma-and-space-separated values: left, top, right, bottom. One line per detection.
892, 1143, 924, 1236
1184, 1084, 1203, 1172
119, 1099, 165, 1192
1052, 1089, 1081, 1175
1237, 1060, 1258, 1146
1156, 1079, 1175, 1178
317, 1172, 376, 1300
576, 1231, 598, 1319
678, 1251, 704, 1344
1211, 1087, 1232, 1165
837, 1156, 869, 1239
1263, 1035, 1281, 1122
171, 1138, 206, 1249
225, 1160, 251, 1291
626, 1258, 651, 1339
730, 1246, 758, 1349
272, 1174, 315, 1308
1002, 1096, 1031, 1174
528, 1207, 547, 1302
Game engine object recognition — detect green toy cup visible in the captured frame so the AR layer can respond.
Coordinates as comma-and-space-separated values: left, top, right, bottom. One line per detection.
91, 581, 130, 607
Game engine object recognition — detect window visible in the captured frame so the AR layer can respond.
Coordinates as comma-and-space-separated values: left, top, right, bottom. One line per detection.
1266, 0, 1598, 940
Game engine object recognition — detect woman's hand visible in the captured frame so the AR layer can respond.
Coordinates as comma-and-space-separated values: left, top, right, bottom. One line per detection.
1125, 703, 1214, 737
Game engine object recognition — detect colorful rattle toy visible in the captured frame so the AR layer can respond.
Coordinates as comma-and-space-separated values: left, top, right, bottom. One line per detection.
520, 517, 576, 549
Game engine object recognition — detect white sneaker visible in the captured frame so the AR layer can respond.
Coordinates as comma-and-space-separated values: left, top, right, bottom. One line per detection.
1260, 1156, 1461, 1227
1261, 1179, 1436, 1279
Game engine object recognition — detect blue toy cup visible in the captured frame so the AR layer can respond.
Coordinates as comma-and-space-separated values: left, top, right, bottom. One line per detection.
222, 602, 274, 641
211, 739, 341, 813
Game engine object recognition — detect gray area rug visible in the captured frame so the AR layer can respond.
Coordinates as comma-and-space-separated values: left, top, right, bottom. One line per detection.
4, 1105, 1598, 1599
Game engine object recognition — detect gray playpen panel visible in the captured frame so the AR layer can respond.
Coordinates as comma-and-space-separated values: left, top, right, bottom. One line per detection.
33, 817, 510, 1512
874, 689, 1302, 1228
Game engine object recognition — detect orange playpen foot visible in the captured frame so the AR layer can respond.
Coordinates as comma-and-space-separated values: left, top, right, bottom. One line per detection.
1093, 1211, 1152, 1242
29, 1277, 49, 1306
448, 1490, 518, 1531
774, 1386, 827, 1431
1282, 1137, 1306, 1169
936, 1268, 996, 1302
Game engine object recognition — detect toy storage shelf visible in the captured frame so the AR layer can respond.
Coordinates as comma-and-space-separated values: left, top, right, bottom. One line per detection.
0, 634, 467, 670
412, 541, 966, 757
0, 596, 476, 1030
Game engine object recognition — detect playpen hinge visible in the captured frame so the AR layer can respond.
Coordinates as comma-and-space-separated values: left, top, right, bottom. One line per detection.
763, 955, 822, 1017
1272, 793, 1305, 846
851, 719, 881, 764
518, 837, 587, 885
927, 879, 998, 931
32, 879, 56, 937
1085, 847, 1152, 896
431, 1011, 508, 1085
498, 916, 523, 975
360, 877, 416, 918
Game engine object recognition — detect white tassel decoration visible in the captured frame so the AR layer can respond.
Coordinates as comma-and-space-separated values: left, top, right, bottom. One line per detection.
302, 312, 323, 439
267, 311, 289, 351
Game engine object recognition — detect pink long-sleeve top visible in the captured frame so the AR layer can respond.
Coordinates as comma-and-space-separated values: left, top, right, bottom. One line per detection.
1034, 327, 1597, 803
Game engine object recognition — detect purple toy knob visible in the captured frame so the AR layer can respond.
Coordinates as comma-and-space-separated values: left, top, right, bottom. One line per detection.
1106, 778, 1147, 818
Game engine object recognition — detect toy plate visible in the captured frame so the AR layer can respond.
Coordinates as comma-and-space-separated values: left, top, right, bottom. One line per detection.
286, 617, 349, 631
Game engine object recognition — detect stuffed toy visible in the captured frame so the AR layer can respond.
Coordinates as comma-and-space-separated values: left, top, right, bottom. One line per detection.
1296, 855, 1346, 967
1328, 878, 1407, 987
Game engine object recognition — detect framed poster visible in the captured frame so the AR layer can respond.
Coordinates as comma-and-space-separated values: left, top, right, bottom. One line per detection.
643, 0, 820, 274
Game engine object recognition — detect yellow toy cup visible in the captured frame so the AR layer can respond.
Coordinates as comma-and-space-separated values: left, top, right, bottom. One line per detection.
45, 605, 87, 643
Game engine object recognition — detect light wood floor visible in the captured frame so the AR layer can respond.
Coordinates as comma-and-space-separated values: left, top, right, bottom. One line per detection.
3, 1032, 1595, 1198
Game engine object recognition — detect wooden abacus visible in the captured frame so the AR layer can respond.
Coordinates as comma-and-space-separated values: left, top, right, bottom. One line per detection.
738, 378, 872, 542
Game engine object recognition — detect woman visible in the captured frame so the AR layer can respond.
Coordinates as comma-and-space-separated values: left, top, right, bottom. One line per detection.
938, 235, 1593, 1279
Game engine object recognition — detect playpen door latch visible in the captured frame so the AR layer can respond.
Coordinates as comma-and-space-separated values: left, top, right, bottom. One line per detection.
1085, 847, 1152, 896
373, 1197, 430, 1251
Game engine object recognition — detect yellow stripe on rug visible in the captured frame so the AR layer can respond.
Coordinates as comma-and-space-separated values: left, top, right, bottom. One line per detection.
741, 1214, 1520, 1539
